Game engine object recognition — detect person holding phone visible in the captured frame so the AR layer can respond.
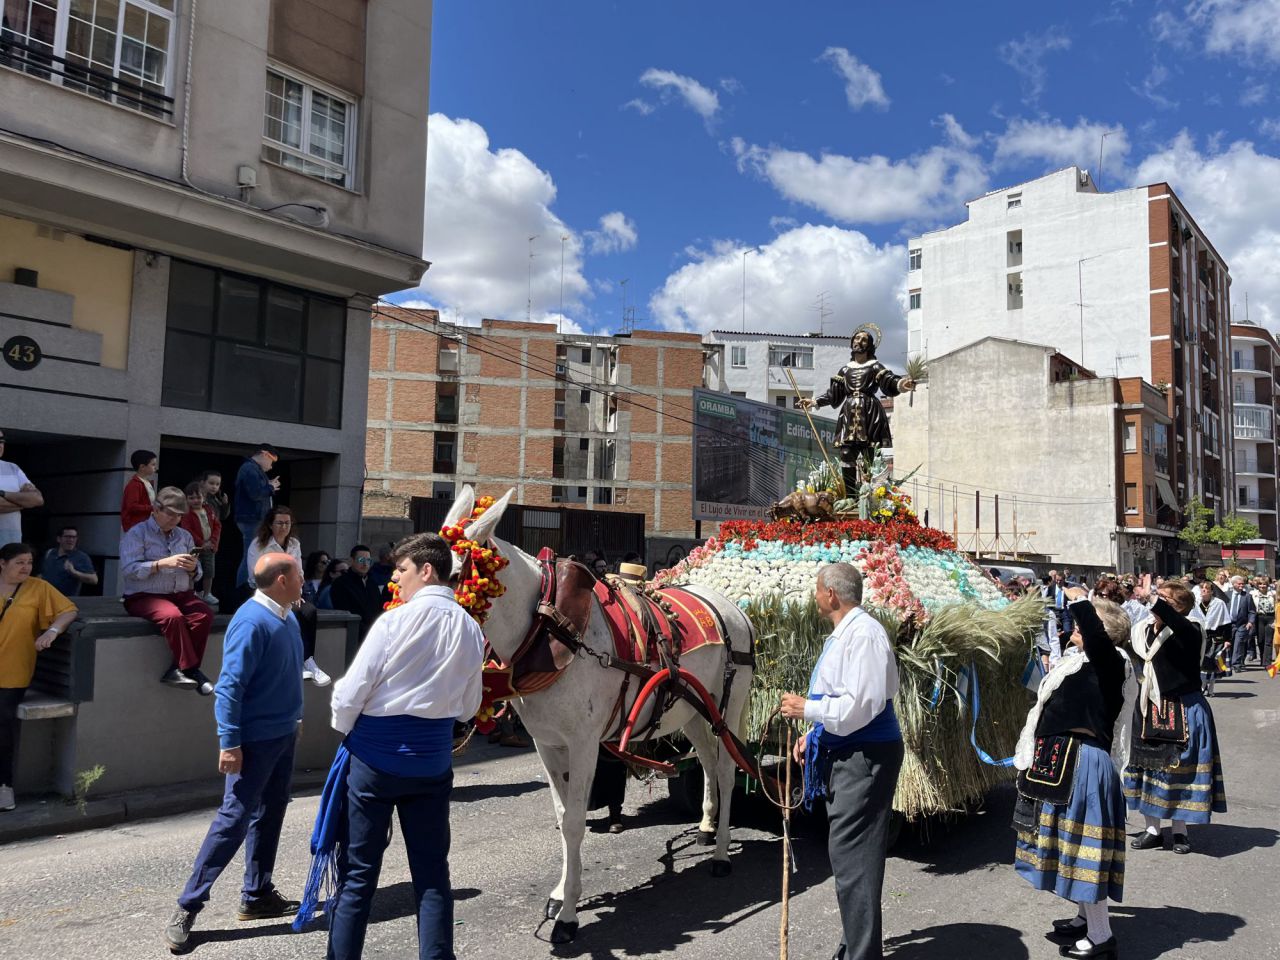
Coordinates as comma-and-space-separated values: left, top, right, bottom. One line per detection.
120, 487, 215, 694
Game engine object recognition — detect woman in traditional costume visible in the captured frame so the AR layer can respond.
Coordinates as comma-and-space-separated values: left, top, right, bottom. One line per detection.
1013, 591, 1137, 959
1124, 580, 1226, 855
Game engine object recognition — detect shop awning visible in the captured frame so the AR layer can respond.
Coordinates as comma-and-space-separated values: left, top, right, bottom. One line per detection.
1156, 477, 1178, 509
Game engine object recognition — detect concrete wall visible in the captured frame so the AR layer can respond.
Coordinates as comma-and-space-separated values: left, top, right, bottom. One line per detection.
892, 338, 1121, 567
705, 331, 850, 405
15, 615, 353, 796
1, 0, 430, 258
910, 168, 1151, 381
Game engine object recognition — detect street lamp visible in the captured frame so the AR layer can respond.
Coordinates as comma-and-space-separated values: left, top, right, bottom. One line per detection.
741, 248, 756, 333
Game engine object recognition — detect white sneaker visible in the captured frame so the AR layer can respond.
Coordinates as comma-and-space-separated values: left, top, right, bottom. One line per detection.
304, 657, 331, 687
0, 784, 15, 811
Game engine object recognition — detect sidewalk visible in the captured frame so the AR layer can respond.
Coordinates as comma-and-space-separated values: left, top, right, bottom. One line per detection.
0, 731, 528, 845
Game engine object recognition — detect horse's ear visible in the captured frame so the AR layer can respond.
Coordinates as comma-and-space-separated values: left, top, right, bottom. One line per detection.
442, 485, 476, 530
467, 487, 515, 545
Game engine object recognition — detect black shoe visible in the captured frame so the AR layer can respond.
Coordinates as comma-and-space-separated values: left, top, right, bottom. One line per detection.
1048, 917, 1088, 944
1130, 830, 1163, 850
1171, 833, 1191, 854
164, 907, 197, 953
161, 667, 197, 688
182, 668, 215, 696
1059, 935, 1117, 958
238, 889, 301, 921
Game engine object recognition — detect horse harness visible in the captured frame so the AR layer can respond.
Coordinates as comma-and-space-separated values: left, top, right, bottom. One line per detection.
492, 547, 757, 776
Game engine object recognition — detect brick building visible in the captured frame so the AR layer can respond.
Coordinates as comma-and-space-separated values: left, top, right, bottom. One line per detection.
364, 307, 708, 546
1229, 321, 1280, 572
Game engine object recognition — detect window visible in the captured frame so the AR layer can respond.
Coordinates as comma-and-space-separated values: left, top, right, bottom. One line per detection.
1007, 192, 1022, 210
730, 345, 747, 367
1143, 426, 1152, 455
1145, 485, 1155, 514
1124, 421, 1137, 452
432, 435, 455, 471
263, 66, 357, 188
432, 481, 455, 500
580, 348, 591, 363
579, 437, 589, 451
580, 389, 591, 404
597, 487, 613, 505
161, 259, 346, 427
775, 396, 787, 408
554, 400, 566, 421
908, 248, 922, 270
1007, 230, 1022, 267
730, 390, 747, 398
0, 0, 176, 117
1125, 483, 1138, 514
1007, 273, 1023, 310
767, 346, 814, 369
908, 290, 921, 310
1154, 423, 1169, 475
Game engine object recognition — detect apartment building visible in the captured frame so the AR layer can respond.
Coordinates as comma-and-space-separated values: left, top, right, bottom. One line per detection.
0, 1, 431, 591
907, 166, 1234, 527
893, 337, 1181, 574
703, 330, 851, 407
1229, 322, 1280, 571
364, 308, 707, 544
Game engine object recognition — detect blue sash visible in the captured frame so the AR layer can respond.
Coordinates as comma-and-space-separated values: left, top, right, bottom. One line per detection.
293, 714, 455, 930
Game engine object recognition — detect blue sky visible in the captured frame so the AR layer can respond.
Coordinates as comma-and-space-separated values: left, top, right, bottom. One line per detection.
395, 0, 1280, 363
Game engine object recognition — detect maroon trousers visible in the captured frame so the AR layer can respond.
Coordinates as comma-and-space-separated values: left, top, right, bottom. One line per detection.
124, 591, 214, 671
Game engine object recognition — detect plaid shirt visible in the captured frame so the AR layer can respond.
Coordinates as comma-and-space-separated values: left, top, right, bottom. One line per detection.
120, 517, 200, 596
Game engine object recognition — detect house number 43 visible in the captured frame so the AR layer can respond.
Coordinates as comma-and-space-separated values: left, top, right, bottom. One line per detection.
3, 335, 42, 371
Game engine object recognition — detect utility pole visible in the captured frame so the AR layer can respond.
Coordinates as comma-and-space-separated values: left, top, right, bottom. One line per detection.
527, 235, 538, 322
620, 278, 629, 333
741, 248, 755, 332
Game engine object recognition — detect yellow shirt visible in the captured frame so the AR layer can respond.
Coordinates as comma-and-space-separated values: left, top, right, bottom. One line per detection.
0, 577, 77, 688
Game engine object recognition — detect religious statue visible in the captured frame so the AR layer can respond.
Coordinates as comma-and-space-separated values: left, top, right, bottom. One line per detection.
799, 323, 915, 495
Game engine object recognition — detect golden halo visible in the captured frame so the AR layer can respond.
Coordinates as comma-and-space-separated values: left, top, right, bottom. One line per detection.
852, 323, 882, 349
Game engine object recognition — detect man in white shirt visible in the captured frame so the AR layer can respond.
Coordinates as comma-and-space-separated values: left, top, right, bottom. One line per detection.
780, 563, 903, 960
0, 432, 44, 545
316, 532, 484, 960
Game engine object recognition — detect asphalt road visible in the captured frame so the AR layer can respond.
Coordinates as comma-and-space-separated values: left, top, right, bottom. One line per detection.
1, 670, 1277, 960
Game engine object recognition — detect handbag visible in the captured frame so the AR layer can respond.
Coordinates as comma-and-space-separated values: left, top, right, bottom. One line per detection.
1140, 696, 1189, 744
1015, 733, 1080, 807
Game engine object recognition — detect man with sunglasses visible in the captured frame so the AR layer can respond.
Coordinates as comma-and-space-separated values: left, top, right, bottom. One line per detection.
329, 545, 385, 641
120, 486, 215, 694
0, 432, 45, 546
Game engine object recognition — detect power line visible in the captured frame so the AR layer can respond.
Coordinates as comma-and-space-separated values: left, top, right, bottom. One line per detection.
370, 305, 1124, 508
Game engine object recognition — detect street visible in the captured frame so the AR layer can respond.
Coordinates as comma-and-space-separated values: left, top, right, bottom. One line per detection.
1, 671, 1276, 960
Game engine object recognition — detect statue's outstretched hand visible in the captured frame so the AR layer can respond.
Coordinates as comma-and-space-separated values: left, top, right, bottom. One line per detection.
798, 397, 815, 411
900, 378, 916, 392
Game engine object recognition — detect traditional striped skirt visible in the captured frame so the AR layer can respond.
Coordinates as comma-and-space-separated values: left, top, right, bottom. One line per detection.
1015, 740, 1127, 904
1123, 692, 1226, 824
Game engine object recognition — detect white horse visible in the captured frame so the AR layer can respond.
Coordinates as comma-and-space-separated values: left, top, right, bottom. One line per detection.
443, 486, 756, 944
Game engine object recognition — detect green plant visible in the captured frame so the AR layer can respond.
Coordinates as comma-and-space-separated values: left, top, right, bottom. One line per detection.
1178, 497, 1215, 549
72, 765, 106, 815
1209, 513, 1262, 565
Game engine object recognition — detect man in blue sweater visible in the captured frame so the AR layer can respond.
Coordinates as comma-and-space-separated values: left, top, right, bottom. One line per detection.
165, 552, 305, 953
234, 443, 280, 588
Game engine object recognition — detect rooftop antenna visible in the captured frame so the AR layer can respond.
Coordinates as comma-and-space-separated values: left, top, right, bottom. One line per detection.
1097, 130, 1115, 190
527, 235, 539, 322
559, 235, 569, 334
814, 291, 832, 335
620, 278, 630, 334
1114, 352, 1139, 377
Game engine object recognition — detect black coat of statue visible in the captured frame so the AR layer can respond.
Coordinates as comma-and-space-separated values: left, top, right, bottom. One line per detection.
815, 359, 906, 450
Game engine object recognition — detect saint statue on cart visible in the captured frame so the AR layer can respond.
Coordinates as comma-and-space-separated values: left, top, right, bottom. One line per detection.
799, 323, 915, 496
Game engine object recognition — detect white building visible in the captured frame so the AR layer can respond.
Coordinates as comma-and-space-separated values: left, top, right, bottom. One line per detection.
1230, 322, 1280, 571
703, 330, 851, 407
907, 166, 1233, 525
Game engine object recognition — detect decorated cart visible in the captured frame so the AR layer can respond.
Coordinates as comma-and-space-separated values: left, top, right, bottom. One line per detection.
653, 476, 1044, 821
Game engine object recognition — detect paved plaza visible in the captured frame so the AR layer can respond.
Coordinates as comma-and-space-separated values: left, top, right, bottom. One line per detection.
1, 671, 1276, 960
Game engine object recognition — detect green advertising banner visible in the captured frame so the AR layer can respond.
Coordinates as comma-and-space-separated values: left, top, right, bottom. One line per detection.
691, 388, 838, 521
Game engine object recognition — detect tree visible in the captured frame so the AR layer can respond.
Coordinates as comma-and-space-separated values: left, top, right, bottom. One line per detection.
1178, 497, 1215, 549
1209, 513, 1262, 566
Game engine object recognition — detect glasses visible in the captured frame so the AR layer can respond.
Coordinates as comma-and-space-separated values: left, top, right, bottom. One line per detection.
354, 557, 372, 565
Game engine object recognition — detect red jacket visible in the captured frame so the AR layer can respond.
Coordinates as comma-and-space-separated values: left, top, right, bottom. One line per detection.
120, 476, 154, 532
180, 503, 222, 551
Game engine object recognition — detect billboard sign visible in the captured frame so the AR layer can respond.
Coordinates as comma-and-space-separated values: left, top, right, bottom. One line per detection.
691, 388, 839, 521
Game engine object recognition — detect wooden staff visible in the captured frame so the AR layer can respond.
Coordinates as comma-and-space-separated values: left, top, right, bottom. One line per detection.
780, 724, 793, 960
784, 366, 845, 499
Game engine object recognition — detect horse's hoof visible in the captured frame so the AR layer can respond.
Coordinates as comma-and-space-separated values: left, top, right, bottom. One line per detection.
544, 898, 562, 920
710, 859, 732, 878
550, 920, 579, 944
695, 830, 716, 846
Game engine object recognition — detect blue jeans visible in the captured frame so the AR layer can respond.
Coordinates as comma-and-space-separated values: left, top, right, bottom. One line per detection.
327, 755, 454, 960
236, 520, 259, 587
178, 732, 296, 911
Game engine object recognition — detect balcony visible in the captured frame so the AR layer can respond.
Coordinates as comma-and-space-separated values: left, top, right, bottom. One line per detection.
1235, 407, 1274, 441
1238, 496, 1277, 513
0, 35, 175, 119
1236, 456, 1274, 476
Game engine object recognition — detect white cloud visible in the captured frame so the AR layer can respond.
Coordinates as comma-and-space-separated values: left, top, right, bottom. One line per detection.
818, 47, 890, 110
1133, 132, 1280, 327
586, 211, 638, 255
995, 117, 1131, 178
769, 215, 799, 233
623, 98, 655, 116
1191, 0, 1280, 62
1132, 62, 1179, 109
1260, 117, 1280, 138
1241, 81, 1269, 105
719, 77, 743, 94
998, 27, 1072, 105
730, 116, 986, 225
649, 224, 909, 363
403, 114, 591, 326
638, 68, 720, 124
